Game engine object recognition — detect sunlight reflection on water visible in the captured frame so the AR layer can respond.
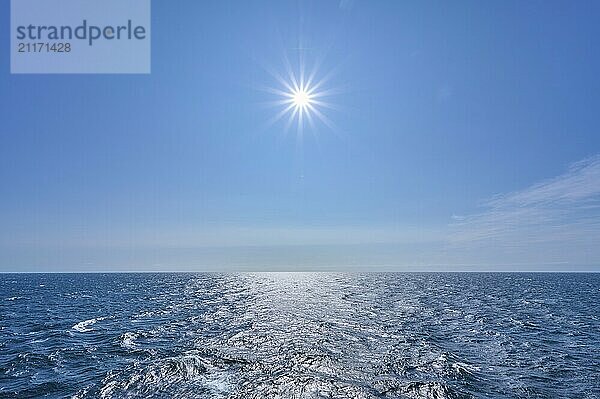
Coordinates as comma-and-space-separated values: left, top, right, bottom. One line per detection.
0, 273, 599, 398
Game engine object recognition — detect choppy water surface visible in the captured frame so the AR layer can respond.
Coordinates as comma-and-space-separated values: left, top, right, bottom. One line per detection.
0, 273, 599, 398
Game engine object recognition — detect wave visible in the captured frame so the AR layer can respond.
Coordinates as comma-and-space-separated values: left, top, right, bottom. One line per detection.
72, 317, 106, 333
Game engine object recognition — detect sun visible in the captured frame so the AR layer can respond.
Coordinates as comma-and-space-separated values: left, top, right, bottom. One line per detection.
260, 55, 339, 140
292, 88, 311, 109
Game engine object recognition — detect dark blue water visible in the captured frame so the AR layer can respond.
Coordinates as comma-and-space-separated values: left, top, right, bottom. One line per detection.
0, 273, 598, 398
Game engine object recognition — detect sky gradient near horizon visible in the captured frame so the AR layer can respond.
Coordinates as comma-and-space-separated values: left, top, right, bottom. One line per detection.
1, 1, 600, 272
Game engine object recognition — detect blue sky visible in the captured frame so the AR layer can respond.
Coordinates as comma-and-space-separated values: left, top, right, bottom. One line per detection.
1, 1, 600, 271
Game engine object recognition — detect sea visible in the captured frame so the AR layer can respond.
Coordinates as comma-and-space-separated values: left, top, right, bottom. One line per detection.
0, 273, 598, 398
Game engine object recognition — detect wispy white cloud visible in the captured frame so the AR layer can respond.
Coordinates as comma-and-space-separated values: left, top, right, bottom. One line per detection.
451, 155, 600, 260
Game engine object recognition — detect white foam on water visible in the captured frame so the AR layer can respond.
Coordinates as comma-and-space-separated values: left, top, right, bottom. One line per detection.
202, 370, 231, 398
72, 317, 105, 332
120, 332, 138, 348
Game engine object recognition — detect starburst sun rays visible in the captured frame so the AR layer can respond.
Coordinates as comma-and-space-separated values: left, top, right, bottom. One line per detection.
259, 55, 341, 141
